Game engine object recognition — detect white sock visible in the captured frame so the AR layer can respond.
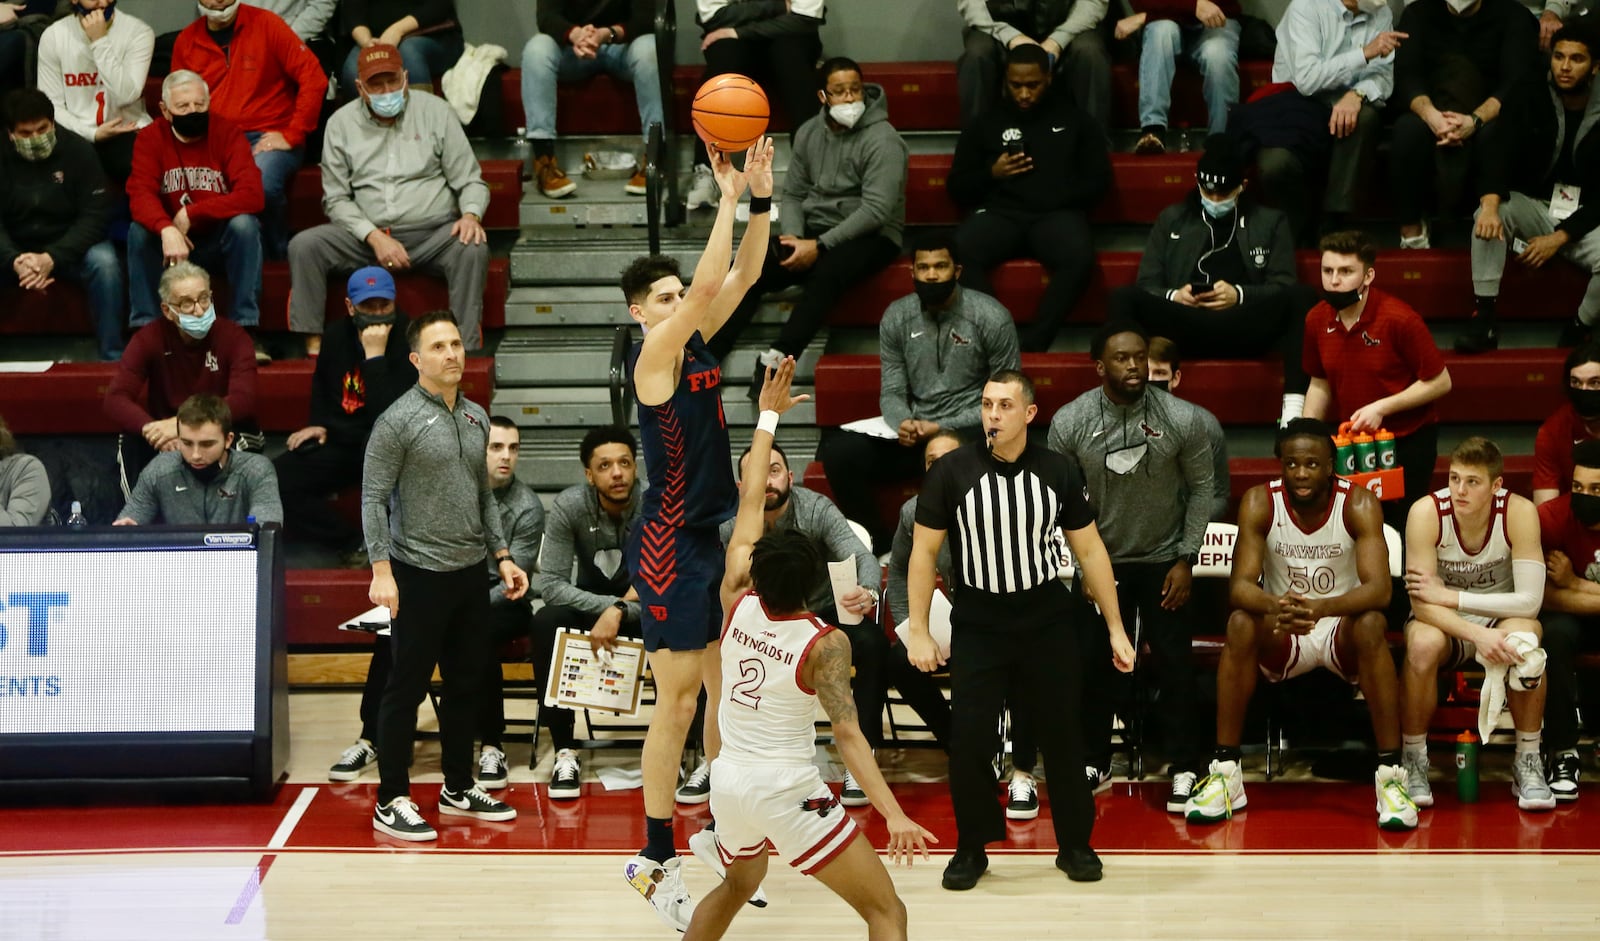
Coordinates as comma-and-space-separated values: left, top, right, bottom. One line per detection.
1515, 731, 1541, 757
1402, 734, 1427, 753
1280, 393, 1306, 428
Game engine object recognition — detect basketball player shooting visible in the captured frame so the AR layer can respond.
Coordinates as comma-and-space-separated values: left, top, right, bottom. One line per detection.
682, 358, 934, 941
621, 136, 778, 931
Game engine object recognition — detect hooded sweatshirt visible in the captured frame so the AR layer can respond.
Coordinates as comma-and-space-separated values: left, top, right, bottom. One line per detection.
948, 85, 1111, 215
781, 83, 908, 249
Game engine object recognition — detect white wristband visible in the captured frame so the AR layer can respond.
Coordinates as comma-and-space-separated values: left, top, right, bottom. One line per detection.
757, 410, 780, 436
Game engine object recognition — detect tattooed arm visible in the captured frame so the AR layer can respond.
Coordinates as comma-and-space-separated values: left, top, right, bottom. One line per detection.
805, 631, 935, 865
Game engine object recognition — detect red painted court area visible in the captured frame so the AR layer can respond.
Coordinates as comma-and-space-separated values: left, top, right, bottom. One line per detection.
5, 782, 1596, 858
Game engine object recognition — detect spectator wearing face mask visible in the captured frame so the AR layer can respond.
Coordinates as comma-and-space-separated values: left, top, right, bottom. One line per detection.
1110, 133, 1316, 428
1533, 342, 1600, 505
35, 0, 154, 187
114, 392, 280, 526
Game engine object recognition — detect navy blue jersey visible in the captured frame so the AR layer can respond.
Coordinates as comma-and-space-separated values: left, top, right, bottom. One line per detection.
628, 331, 737, 529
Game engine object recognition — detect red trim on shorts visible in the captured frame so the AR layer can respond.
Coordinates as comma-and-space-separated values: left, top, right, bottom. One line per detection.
717, 837, 770, 866
798, 822, 857, 876
790, 813, 852, 871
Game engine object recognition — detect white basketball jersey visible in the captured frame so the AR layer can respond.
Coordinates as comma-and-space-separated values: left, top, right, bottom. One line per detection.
718, 592, 834, 766
1433, 487, 1514, 593
1263, 477, 1360, 599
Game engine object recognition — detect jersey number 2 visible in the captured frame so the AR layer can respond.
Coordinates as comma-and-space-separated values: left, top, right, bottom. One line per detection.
729, 658, 766, 710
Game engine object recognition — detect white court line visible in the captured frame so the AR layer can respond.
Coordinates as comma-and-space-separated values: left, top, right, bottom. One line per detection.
266, 787, 318, 850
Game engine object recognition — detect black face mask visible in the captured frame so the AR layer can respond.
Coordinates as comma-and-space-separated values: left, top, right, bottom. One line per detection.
354, 312, 395, 331
1322, 287, 1363, 310
188, 460, 223, 484
170, 111, 209, 139
1573, 491, 1600, 527
1147, 379, 1170, 393
1567, 385, 1600, 419
914, 278, 957, 309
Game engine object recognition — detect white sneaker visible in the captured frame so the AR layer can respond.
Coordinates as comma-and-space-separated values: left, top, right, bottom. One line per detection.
1403, 748, 1433, 808
1512, 751, 1557, 812
1376, 764, 1419, 831
1184, 759, 1247, 823
1399, 221, 1430, 250
624, 855, 696, 931
687, 828, 770, 908
685, 165, 717, 210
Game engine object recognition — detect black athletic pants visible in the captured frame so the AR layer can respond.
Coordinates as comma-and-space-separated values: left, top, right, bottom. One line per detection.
955, 208, 1094, 352
274, 438, 366, 550
1111, 284, 1314, 394
948, 582, 1089, 852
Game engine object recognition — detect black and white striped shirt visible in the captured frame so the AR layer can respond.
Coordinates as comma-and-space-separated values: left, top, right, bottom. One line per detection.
916, 443, 1095, 596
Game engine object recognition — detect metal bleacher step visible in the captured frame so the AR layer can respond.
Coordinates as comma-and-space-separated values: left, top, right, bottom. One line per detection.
494, 326, 827, 386
510, 233, 706, 283
505, 284, 811, 328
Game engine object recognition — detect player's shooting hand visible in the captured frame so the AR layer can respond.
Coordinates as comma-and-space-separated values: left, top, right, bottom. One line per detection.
884, 813, 937, 866
1161, 558, 1193, 609
709, 145, 747, 202
744, 136, 775, 199
758, 357, 811, 414
499, 560, 529, 600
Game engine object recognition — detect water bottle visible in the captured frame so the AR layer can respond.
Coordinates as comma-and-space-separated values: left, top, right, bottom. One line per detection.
1375, 429, 1397, 470
1352, 432, 1378, 473
66, 501, 87, 529
1455, 731, 1479, 803
1334, 429, 1356, 477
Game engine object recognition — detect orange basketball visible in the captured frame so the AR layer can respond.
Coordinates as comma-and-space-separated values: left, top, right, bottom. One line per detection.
691, 74, 770, 153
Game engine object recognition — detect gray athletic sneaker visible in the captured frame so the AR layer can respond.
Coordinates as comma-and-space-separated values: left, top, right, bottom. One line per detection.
1403, 748, 1433, 808
1512, 751, 1557, 812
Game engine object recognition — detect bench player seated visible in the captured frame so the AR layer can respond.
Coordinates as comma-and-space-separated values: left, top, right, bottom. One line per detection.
1186, 420, 1415, 830
678, 358, 934, 941
1401, 437, 1555, 812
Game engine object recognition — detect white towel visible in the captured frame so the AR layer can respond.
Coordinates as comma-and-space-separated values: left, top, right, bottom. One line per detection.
441, 43, 508, 125
1476, 630, 1546, 745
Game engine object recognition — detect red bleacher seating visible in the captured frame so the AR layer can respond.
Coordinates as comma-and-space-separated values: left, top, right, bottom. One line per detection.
0, 358, 494, 436
284, 568, 374, 647
906, 153, 1203, 226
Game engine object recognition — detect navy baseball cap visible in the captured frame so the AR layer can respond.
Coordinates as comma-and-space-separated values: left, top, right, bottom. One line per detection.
347, 266, 396, 305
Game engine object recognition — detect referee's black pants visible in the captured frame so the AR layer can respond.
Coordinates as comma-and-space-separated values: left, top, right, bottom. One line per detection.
948, 582, 1092, 853
377, 558, 491, 804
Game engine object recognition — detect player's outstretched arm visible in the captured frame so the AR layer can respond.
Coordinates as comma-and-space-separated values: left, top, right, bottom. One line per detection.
635, 147, 746, 386
704, 138, 775, 341
1314, 486, 1393, 618
721, 358, 810, 609
1066, 521, 1137, 672
807, 631, 936, 867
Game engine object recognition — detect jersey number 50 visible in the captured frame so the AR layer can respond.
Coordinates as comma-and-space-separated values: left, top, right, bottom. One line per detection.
1286, 564, 1336, 595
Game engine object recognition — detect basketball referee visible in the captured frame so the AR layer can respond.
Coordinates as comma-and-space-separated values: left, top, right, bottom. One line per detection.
905, 369, 1135, 890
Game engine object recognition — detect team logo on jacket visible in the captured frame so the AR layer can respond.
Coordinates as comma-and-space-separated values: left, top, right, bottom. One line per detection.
1361, 330, 1381, 347
1138, 421, 1164, 439
1001, 127, 1022, 145
204, 352, 219, 372
1250, 246, 1268, 267
950, 330, 971, 346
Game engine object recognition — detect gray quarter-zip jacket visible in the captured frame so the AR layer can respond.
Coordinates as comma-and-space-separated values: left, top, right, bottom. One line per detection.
0, 452, 50, 526
886, 494, 955, 623
488, 477, 544, 605
362, 383, 506, 572
119, 450, 282, 525
718, 486, 876, 616
534, 481, 642, 621
879, 286, 1020, 431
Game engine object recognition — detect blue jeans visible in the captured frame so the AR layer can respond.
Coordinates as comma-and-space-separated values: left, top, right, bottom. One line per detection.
244, 130, 304, 259
63, 242, 127, 360
128, 215, 263, 327
520, 33, 663, 142
1137, 18, 1240, 134
341, 33, 463, 93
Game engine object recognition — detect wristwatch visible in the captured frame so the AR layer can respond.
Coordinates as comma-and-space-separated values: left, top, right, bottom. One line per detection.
494, 552, 512, 565
1184, 553, 1200, 566
612, 599, 630, 616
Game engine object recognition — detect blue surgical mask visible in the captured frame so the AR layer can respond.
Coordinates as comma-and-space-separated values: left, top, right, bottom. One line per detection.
368, 90, 406, 119
178, 304, 216, 338
1201, 193, 1237, 218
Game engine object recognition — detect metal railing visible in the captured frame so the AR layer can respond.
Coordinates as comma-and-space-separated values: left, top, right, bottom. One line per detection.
609, 323, 634, 428
646, 0, 685, 246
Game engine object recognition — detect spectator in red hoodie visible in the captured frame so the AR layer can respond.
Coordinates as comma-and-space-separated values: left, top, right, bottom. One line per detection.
174, 0, 328, 259
127, 70, 266, 361
103, 260, 258, 499
1116, 0, 1241, 153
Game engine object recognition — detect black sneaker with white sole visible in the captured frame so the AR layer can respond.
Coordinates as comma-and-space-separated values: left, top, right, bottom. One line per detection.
478, 745, 508, 790
840, 769, 869, 807
329, 739, 377, 782
1549, 750, 1582, 802
548, 748, 582, 800
1166, 771, 1198, 813
1006, 774, 1040, 820
1085, 765, 1112, 795
374, 797, 436, 841
439, 785, 518, 821
676, 761, 711, 804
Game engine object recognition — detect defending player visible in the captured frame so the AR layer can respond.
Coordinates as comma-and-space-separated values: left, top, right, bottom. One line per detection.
682, 358, 934, 941
621, 137, 777, 930
1401, 437, 1555, 812
1185, 419, 1416, 830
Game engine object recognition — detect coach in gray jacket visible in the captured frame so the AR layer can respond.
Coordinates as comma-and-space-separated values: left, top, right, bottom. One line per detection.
115, 394, 280, 526
287, 43, 490, 354
818, 231, 1019, 555
1047, 319, 1214, 811
0, 413, 49, 526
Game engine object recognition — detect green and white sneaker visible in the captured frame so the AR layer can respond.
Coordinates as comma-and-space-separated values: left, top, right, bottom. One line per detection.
1376, 764, 1419, 831
1184, 759, 1246, 824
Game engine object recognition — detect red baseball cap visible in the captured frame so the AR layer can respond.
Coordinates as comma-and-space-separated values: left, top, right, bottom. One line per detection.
356, 44, 403, 85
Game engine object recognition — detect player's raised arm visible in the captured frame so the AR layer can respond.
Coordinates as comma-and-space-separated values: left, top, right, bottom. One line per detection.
705, 138, 775, 340
721, 357, 810, 608
634, 147, 746, 383
805, 629, 936, 866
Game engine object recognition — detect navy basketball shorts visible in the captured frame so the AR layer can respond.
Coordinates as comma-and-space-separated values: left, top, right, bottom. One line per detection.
626, 520, 725, 652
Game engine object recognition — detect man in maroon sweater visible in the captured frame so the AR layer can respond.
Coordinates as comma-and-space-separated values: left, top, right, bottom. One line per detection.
103, 260, 258, 498
126, 69, 265, 360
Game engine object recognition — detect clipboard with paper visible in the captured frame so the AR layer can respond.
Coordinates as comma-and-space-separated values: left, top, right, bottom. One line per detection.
544, 627, 647, 716
894, 589, 953, 661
